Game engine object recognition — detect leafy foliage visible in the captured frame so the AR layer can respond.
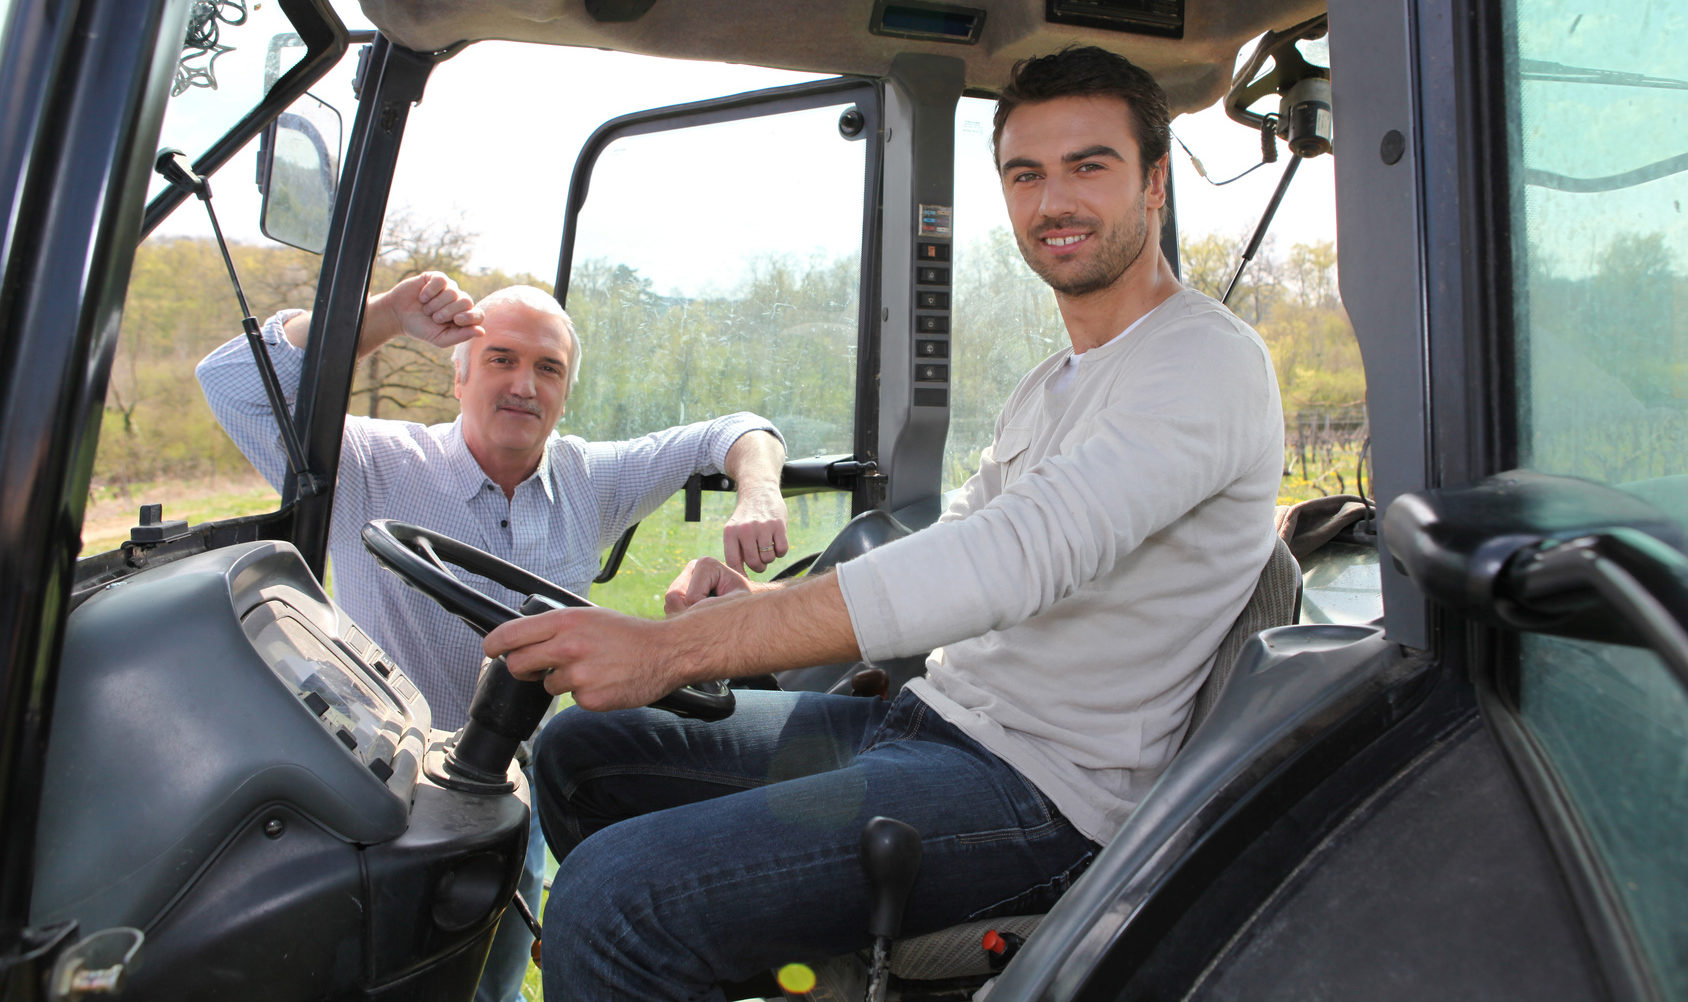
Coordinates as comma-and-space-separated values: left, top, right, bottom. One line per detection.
95, 220, 1369, 518
1520, 230, 1688, 484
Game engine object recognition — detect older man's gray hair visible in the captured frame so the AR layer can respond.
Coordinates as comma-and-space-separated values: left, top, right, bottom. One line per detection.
451, 285, 583, 397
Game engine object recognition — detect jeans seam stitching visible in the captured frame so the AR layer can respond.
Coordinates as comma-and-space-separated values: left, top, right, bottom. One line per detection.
562, 764, 766, 801
954, 817, 1064, 845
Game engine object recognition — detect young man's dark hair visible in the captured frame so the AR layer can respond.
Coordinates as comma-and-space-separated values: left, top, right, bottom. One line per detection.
992, 45, 1172, 181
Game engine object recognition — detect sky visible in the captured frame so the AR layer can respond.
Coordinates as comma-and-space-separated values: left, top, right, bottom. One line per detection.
373, 42, 1338, 286
144, 1, 1339, 294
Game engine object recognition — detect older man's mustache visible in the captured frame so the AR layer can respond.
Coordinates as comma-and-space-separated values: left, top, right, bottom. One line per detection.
494, 395, 543, 417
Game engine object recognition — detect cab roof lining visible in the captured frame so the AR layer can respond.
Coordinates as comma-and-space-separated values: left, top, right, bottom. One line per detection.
355, 0, 1325, 114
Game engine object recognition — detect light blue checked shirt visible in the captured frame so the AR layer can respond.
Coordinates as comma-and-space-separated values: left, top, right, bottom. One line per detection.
198, 310, 779, 730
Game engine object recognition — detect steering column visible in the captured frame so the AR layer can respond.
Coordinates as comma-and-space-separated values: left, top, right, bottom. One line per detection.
360, 519, 735, 791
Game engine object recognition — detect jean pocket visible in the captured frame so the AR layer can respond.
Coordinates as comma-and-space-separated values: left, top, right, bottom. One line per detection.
963, 841, 1097, 921
859, 689, 929, 752
954, 773, 1057, 842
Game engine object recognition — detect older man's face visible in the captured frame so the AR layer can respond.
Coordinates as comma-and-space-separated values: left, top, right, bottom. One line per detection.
997, 94, 1166, 298
454, 302, 573, 466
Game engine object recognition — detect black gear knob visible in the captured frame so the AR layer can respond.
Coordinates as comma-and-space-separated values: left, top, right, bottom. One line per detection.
861, 816, 922, 940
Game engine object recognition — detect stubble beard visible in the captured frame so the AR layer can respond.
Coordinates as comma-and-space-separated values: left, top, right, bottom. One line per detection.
1018, 192, 1150, 298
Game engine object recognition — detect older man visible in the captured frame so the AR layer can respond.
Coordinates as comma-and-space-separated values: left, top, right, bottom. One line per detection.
488, 46, 1283, 1000
197, 273, 787, 1002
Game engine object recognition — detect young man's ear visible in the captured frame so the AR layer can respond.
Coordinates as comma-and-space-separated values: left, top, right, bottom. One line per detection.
1145, 154, 1170, 210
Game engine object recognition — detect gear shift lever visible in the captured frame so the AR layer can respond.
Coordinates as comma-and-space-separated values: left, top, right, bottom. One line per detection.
860, 816, 922, 1002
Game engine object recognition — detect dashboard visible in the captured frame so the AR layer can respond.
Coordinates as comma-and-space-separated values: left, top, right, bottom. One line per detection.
34, 540, 434, 934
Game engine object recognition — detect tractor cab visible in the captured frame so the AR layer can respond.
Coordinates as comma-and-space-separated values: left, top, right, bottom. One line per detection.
1, 0, 1685, 999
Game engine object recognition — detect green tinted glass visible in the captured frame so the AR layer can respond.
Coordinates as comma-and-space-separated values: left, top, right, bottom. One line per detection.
1511, 2, 1688, 490
1505, 1, 1688, 993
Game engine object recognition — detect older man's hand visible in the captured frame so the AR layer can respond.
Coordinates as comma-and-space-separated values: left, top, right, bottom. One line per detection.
723, 485, 789, 573
384, 271, 485, 349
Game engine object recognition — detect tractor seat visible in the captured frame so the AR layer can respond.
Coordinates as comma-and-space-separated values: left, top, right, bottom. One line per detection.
790, 535, 1303, 999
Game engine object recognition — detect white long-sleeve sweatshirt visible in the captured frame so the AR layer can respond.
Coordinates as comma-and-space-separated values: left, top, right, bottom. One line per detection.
836, 288, 1283, 843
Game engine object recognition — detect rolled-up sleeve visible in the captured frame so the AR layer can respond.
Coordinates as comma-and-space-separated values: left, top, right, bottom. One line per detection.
581, 412, 784, 550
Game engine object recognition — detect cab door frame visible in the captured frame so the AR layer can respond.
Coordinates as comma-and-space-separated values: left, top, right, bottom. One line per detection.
554, 74, 890, 516
553, 56, 974, 526
0, 0, 191, 986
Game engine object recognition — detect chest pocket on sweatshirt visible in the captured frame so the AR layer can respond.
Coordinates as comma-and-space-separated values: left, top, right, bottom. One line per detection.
990, 421, 1037, 485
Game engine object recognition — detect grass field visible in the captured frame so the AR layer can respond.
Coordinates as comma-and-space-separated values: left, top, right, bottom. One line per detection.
586, 490, 854, 615
79, 475, 853, 615
81, 476, 282, 555
1278, 443, 1370, 507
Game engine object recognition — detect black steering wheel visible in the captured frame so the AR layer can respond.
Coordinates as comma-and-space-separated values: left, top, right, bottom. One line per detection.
360, 519, 735, 725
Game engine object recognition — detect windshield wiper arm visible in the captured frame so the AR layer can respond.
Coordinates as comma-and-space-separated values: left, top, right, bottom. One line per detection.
1518, 58, 1688, 92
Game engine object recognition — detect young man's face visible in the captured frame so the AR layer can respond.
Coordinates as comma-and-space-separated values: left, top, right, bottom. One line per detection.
454, 302, 573, 466
997, 94, 1167, 298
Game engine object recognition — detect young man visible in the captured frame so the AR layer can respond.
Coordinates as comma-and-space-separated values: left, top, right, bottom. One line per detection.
488, 46, 1284, 999
197, 275, 787, 1002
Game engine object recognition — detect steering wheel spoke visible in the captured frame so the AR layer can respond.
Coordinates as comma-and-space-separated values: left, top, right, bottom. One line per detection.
413, 534, 452, 575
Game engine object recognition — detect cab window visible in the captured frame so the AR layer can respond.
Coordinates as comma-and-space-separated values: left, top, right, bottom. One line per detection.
1505, 0, 1688, 992
552, 78, 873, 611
943, 96, 1067, 495
87, 4, 343, 555
943, 93, 1365, 515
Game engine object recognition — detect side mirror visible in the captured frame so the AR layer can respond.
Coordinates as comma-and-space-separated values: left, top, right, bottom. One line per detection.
256, 91, 341, 253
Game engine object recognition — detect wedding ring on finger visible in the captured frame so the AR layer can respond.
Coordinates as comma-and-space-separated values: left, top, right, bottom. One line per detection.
758, 544, 776, 553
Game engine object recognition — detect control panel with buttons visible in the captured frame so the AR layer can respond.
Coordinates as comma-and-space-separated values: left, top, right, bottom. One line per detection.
244, 599, 430, 797
912, 235, 952, 408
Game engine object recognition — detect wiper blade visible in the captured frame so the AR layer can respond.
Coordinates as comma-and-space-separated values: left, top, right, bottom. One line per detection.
1524, 151, 1688, 193
1518, 58, 1688, 92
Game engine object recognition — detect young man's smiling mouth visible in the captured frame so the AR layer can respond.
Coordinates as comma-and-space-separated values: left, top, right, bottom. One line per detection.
1044, 233, 1089, 247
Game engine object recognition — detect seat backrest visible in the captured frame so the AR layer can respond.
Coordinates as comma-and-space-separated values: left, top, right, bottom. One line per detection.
799, 535, 1306, 996
1185, 533, 1301, 741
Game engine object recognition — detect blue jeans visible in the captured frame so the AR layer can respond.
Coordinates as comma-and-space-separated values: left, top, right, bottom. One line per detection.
531, 688, 1098, 1001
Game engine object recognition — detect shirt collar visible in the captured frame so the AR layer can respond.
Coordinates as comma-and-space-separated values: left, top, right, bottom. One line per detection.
529, 438, 558, 504
443, 418, 494, 501
443, 417, 561, 503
